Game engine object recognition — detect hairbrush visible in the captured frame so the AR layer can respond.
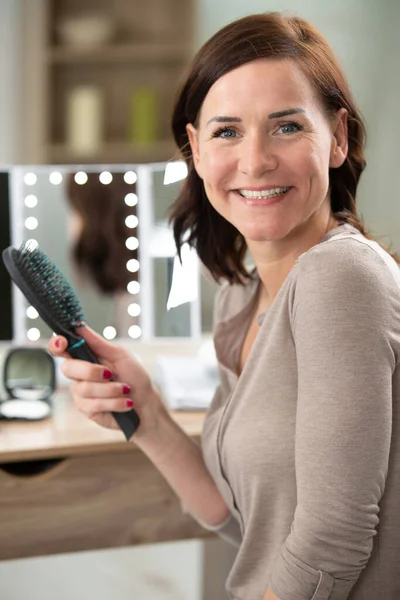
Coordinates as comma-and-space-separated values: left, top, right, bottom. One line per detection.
2, 240, 140, 440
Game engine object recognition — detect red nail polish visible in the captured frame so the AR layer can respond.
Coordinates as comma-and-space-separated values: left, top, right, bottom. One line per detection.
122, 385, 131, 395
126, 400, 134, 408
55, 339, 60, 348
103, 369, 112, 380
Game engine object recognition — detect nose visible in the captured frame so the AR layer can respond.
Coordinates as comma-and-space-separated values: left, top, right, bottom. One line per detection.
238, 132, 278, 178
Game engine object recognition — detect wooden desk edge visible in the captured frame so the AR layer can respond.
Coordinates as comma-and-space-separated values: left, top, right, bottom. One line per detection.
0, 433, 203, 464
0, 391, 207, 464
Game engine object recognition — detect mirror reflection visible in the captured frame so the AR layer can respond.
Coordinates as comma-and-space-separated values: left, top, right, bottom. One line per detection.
20, 167, 140, 339
12, 163, 220, 342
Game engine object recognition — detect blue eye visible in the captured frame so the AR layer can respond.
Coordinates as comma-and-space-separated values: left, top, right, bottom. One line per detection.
277, 121, 303, 134
212, 127, 239, 139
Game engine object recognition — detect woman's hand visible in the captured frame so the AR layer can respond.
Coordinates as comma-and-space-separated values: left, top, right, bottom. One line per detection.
48, 325, 165, 439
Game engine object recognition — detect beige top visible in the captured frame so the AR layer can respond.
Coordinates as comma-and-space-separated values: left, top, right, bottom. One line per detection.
200, 224, 400, 600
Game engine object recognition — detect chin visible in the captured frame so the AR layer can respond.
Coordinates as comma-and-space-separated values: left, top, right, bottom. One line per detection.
239, 221, 292, 243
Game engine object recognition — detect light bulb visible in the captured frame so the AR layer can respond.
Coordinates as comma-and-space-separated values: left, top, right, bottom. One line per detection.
24, 173, 37, 186
26, 306, 39, 319
124, 171, 137, 184
25, 217, 38, 230
127, 281, 140, 294
74, 171, 88, 185
127, 303, 141, 317
127, 259, 140, 273
124, 193, 138, 207
27, 327, 40, 341
49, 172, 63, 185
24, 194, 38, 208
103, 326, 117, 340
128, 325, 141, 339
99, 171, 113, 185
125, 215, 139, 229
126, 237, 139, 250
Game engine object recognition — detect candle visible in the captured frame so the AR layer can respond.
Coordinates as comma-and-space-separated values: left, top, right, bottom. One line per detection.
66, 86, 104, 155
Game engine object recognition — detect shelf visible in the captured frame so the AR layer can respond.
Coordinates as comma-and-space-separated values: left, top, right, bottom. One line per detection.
46, 44, 191, 64
46, 140, 180, 165
21, 0, 194, 165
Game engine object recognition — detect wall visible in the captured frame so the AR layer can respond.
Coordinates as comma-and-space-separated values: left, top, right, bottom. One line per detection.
0, 0, 22, 165
359, 0, 400, 248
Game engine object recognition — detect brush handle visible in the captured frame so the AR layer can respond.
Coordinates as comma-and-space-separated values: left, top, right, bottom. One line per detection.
67, 338, 140, 441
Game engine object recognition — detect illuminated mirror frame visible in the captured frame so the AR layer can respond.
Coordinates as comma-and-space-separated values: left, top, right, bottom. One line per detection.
9, 162, 200, 343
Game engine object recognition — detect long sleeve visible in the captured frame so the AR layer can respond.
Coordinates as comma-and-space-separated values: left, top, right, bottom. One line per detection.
269, 240, 398, 600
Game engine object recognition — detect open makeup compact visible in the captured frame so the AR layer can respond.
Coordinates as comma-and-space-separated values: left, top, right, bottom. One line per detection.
0, 347, 55, 420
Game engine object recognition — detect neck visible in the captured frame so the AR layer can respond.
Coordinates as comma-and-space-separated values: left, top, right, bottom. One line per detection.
248, 204, 338, 307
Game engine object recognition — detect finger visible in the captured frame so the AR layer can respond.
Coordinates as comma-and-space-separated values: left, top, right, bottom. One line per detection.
71, 380, 131, 399
89, 412, 125, 431
48, 335, 69, 358
61, 358, 114, 382
74, 395, 135, 418
75, 325, 126, 361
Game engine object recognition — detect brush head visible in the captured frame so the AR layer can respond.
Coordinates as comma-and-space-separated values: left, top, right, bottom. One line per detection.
2, 240, 85, 338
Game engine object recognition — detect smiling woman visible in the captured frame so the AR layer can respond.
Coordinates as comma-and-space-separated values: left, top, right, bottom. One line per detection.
48, 12, 400, 600
167, 11, 400, 600
185, 59, 348, 250
169, 13, 399, 284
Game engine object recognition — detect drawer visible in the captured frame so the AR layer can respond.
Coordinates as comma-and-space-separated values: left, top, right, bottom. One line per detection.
0, 450, 212, 560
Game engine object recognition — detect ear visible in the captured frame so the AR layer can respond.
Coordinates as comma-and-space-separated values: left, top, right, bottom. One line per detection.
329, 108, 348, 168
186, 123, 203, 179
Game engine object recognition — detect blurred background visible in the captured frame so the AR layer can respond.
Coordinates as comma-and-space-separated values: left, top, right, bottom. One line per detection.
0, 0, 399, 599
0, 0, 399, 252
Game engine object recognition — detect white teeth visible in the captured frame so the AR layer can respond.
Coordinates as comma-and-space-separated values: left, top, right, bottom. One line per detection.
238, 186, 290, 199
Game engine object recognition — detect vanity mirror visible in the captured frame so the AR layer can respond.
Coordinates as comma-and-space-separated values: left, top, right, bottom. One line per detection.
7, 162, 220, 343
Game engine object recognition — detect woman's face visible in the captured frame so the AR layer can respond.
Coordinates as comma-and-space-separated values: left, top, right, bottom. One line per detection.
187, 59, 348, 244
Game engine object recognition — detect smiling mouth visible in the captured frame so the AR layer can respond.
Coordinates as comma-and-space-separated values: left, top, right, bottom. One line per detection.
237, 186, 292, 199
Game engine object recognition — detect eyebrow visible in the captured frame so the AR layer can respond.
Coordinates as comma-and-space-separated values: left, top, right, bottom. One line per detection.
268, 108, 305, 119
206, 116, 241, 126
206, 108, 305, 126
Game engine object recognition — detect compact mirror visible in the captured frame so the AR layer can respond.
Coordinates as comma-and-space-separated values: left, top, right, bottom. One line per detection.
1, 347, 55, 420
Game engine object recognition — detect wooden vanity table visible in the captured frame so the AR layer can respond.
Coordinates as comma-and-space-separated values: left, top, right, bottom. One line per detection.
0, 391, 212, 561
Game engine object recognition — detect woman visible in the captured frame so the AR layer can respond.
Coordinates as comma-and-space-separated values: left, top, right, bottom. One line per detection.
49, 13, 400, 600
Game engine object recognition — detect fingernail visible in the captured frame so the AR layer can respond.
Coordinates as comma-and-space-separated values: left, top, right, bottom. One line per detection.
126, 400, 134, 408
55, 339, 60, 348
103, 369, 112, 380
122, 385, 131, 395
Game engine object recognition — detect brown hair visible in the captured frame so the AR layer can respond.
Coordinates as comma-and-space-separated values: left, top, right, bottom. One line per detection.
169, 12, 399, 284
66, 173, 138, 294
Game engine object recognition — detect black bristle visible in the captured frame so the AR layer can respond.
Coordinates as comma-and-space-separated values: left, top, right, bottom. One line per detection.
13, 241, 85, 329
